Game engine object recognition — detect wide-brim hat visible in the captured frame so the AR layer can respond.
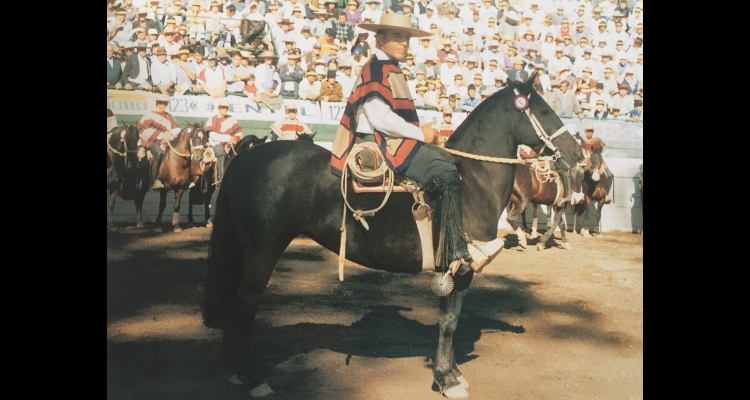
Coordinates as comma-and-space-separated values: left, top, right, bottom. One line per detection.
504, 10, 519, 20
357, 13, 431, 38
258, 50, 277, 58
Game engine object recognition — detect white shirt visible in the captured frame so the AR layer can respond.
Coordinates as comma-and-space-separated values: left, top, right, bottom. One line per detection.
298, 79, 321, 100
132, 55, 150, 86
151, 59, 176, 86
354, 49, 425, 142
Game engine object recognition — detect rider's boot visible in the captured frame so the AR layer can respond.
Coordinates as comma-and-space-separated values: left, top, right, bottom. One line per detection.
150, 150, 165, 190
425, 170, 474, 275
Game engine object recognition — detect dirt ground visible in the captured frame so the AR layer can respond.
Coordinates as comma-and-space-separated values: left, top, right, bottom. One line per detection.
107, 223, 643, 400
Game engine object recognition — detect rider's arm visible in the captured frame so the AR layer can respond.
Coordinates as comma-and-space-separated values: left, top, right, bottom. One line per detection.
360, 97, 425, 141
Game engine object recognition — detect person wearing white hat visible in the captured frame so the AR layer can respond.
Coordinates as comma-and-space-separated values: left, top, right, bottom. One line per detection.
196, 51, 227, 98
439, 53, 461, 86
460, 54, 481, 83
204, 97, 244, 187
139, 94, 181, 189
298, 69, 322, 101
418, 3, 440, 32
133, 6, 160, 36
440, 5, 463, 36
254, 50, 284, 109
361, 0, 383, 25
396, 1, 419, 30
270, 103, 313, 141
478, 0, 498, 24
330, 12, 478, 274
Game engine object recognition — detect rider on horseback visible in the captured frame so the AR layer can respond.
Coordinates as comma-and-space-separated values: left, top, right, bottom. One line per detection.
270, 103, 313, 141
330, 13, 474, 273
205, 97, 244, 187
139, 94, 181, 190
582, 124, 612, 204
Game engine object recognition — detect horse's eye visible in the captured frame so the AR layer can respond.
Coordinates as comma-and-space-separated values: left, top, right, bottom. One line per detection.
540, 109, 550, 116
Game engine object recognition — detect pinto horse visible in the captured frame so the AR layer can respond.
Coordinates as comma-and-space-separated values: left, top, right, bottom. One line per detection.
201, 74, 584, 398
153, 123, 207, 232
107, 123, 150, 231
187, 134, 268, 227
505, 159, 573, 251
574, 145, 612, 236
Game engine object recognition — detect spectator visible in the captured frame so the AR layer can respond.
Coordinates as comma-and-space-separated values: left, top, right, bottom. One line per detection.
110, 9, 134, 45
441, 7, 462, 36
123, 43, 153, 91
278, 33, 299, 65
461, 55, 481, 83
619, 68, 638, 95
319, 70, 344, 102
338, 61, 357, 99
160, 27, 182, 55
270, 103, 313, 140
592, 99, 609, 119
312, 9, 333, 37
331, 12, 355, 43
439, 54, 461, 86
273, 19, 295, 52
576, 66, 596, 102
556, 80, 581, 118
413, 84, 428, 107
480, 40, 503, 69
173, 47, 196, 94
298, 70, 322, 101
497, 10, 519, 41
471, 73, 486, 94
397, 1, 419, 29
291, 6, 308, 34
317, 28, 337, 55
505, 57, 528, 82
233, 50, 257, 97
350, 46, 369, 68
147, 28, 161, 47
108, 43, 124, 89
541, 78, 562, 111
254, 50, 284, 109
152, 46, 177, 95
205, 1, 226, 37
344, 0, 362, 26
196, 51, 227, 98
305, 0, 322, 20
296, 24, 317, 55
206, 97, 244, 187
175, 24, 189, 45
423, 79, 440, 109
418, 3, 439, 31
323, 1, 340, 21
608, 104, 627, 120
224, 51, 245, 94
573, 45, 595, 76
279, 52, 305, 97
133, 7, 161, 34
350, 32, 372, 59
458, 84, 480, 112
588, 83, 610, 111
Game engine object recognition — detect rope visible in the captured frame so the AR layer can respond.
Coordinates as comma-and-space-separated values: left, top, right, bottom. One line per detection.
442, 148, 528, 164
166, 133, 192, 158
338, 142, 396, 282
107, 139, 126, 157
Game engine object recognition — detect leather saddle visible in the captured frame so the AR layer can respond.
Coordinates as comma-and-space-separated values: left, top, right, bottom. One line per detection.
349, 146, 416, 194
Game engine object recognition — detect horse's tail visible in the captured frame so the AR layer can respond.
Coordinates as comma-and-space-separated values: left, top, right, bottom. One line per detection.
202, 184, 244, 329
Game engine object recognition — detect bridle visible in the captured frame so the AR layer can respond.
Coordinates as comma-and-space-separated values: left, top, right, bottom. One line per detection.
167, 126, 204, 161
442, 88, 572, 170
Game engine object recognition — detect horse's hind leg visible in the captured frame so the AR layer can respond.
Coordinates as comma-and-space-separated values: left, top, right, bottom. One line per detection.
530, 204, 540, 239
107, 188, 118, 232
506, 202, 527, 250
155, 189, 168, 233
204, 187, 215, 227
134, 180, 148, 229
433, 272, 474, 398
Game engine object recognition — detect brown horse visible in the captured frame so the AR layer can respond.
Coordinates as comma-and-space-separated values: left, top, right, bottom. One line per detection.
153, 122, 208, 232
107, 123, 150, 231
187, 134, 269, 227
574, 145, 612, 236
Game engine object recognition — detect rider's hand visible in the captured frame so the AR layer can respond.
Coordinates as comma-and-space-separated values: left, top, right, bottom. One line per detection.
421, 121, 438, 144
115, 82, 122, 90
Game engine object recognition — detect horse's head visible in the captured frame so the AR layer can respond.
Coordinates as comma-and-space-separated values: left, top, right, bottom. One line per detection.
296, 131, 317, 142
185, 123, 207, 162
448, 72, 584, 171
108, 123, 142, 167
233, 134, 269, 154
588, 145, 604, 182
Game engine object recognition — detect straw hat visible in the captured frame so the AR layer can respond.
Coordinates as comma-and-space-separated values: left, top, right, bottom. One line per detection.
357, 13, 431, 38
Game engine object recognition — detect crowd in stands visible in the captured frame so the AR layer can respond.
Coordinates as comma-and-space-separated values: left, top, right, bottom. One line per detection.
107, 0, 643, 121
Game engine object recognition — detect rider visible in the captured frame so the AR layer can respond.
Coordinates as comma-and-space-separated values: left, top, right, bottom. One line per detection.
582, 124, 613, 204
330, 13, 475, 273
139, 94, 181, 189
270, 103, 313, 141
205, 97, 245, 187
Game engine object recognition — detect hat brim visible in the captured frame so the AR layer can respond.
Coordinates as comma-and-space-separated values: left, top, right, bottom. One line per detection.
356, 23, 432, 38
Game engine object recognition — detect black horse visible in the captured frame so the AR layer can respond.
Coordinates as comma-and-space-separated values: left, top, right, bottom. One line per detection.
188, 134, 268, 227
107, 123, 149, 231
202, 74, 584, 398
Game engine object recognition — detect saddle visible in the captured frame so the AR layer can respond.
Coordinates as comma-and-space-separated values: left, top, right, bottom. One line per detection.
349, 145, 414, 194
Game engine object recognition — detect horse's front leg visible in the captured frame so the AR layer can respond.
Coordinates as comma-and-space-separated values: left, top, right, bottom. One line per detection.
595, 201, 605, 235
134, 179, 147, 229
581, 201, 591, 237
204, 187, 214, 227
530, 204, 540, 239
155, 189, 168, 233
107, 187, 118, 232
172, 188, 186, 232
433, 272, 473, 398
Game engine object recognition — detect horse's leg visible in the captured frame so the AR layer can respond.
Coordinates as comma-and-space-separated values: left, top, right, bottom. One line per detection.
134, 177, 147, 229
172, 189, 185, 232
505, 201, 525, 250
557, 204, 571, 249
107, 186, 118, 232
531, 204, 539, 239
581, 201, 591, 237
204, 186, 215, 227
595, 201, 605, 235
433, 272, 473, 398
536, 205, 558, 250
155, 189, 168, 233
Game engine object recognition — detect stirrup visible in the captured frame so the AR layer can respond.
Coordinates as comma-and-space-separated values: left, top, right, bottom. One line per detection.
467, 238, 505, 273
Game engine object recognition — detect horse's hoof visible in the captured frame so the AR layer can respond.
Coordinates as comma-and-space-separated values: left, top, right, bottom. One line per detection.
107, 226, 118, 232
457, 375, 469, 389
249, 382, 274, 398
136, 222, 144, 229
560, 243, 571, 250
536, 243, 544, 251
515, 246, 526, 252
443, 383, 469, 398
530, 232, 539, 239
173, 225, 182, 233
206, 219, 213, 228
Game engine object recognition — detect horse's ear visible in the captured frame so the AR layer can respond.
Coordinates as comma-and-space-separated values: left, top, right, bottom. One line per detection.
259, 135, 268, 143
310, 132, 317, 140
525, 71, 539, 90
